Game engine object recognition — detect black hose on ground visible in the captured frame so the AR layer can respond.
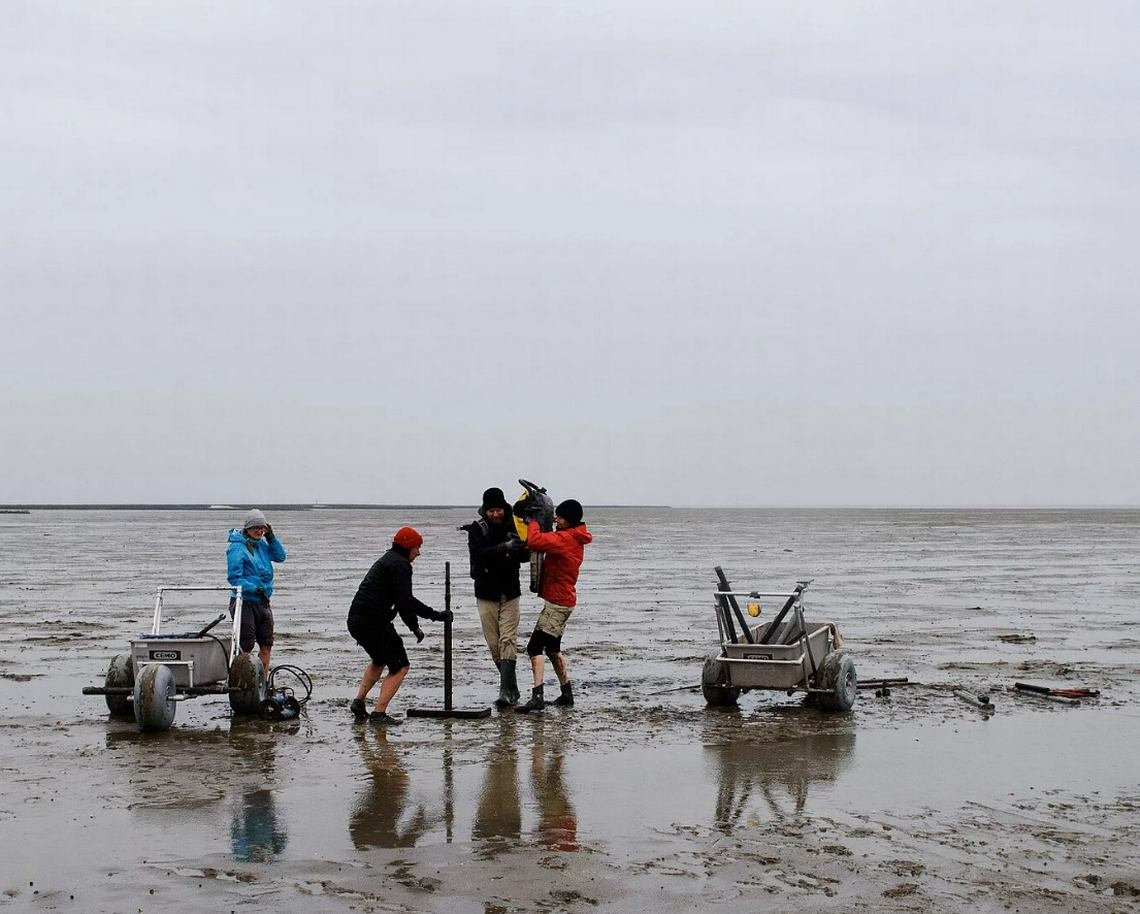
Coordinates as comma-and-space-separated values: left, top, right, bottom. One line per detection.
267, 664, 313, 706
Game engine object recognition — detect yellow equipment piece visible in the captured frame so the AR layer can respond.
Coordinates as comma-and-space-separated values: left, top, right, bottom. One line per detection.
514, 493, 529, 541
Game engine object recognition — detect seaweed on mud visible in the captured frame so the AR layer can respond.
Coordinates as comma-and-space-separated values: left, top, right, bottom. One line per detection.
550, 889, 599, 905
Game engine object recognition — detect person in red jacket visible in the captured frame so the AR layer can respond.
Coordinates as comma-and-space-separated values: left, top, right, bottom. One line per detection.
516, 499, 592, 712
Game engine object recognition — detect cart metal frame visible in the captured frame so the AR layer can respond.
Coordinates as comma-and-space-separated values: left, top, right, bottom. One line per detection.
702, 567, 857, 712
83, 585, 267, 730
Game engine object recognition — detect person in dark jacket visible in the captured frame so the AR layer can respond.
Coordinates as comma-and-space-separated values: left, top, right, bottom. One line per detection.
515, 499, 592, 713
461, 487, 527, 708
347, 527, 451, 725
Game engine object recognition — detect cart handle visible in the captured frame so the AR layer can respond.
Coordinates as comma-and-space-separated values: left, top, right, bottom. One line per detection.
150, 585, 242, 642
196, 613, 228, 638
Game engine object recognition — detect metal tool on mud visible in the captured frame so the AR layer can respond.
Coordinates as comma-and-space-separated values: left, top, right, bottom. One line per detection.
82, 586, 281, 732
408, 562, 491, 720
1013, 682, 1099, 699
1009, 682, 1096, 707
954, 689, 994, 712
701, 567, 857, 712
857, 677, 910, 696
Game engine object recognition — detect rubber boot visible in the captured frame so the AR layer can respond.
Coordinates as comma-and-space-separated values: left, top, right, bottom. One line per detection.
506, 659, 520, 705
515, 684, 545, 713
494, 659, 517, 709
553, 681, 574, 707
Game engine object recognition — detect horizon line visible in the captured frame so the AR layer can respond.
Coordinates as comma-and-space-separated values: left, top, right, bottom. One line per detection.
2, 503, 1138, 511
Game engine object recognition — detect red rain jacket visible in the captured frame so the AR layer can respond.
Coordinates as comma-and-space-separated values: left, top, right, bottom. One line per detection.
525, 521, 592, 608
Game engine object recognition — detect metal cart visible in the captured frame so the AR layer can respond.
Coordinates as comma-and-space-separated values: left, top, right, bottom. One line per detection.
701, 567, 857, 712
83, 586, 268, 731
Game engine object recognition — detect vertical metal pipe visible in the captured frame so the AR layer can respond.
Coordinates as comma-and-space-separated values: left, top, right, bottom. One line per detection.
444, 562, 453, 711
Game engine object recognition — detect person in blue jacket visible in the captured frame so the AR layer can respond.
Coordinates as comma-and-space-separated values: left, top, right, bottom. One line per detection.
227, 508, 287, 679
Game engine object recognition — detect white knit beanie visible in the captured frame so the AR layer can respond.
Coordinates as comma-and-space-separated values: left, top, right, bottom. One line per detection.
243, 508, 268, 530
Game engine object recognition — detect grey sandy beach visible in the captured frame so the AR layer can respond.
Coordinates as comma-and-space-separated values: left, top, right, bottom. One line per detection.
2, 507, 1139, 912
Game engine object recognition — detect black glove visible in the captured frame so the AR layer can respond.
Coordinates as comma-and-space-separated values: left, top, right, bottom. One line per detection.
415, 628, 425, 643
441, 609, 454, 623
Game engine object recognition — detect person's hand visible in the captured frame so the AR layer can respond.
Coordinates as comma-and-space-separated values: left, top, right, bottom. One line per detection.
265, 524, 274, 538
415, 628, 425, 643
441, 609, 454, 623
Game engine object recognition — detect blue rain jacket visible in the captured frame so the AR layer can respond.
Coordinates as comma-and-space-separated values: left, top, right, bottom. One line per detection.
227, 528, 287, 603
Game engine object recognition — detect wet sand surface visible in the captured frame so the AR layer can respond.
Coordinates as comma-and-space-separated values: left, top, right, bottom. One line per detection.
2, 508, 1139, 912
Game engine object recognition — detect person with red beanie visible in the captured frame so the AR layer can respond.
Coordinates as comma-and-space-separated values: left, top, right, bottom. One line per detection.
346, 526, 451, 724
515, 499, 592, 712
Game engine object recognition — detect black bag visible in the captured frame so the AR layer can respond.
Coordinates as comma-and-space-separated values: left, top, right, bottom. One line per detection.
466, 518, 490, 579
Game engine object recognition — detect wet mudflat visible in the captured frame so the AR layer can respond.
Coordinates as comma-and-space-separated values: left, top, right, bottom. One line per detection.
1, 507, 1139, 912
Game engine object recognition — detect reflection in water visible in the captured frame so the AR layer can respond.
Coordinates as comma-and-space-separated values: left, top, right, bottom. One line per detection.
468, 716, 579, 857
230, 788, 287, 861
706, 721, 856, 832
472, 717, 522, 855
106, 727, 230, 814
530, 720, 577, 852
350, 728, 430, 849
226, 723, 288, 861
108, 719, 292, 861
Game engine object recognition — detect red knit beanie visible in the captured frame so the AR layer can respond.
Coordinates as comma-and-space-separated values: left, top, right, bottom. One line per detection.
393, 526, 423, 550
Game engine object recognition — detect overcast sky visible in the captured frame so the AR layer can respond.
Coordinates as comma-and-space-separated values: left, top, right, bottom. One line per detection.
2, 2, 1138, 507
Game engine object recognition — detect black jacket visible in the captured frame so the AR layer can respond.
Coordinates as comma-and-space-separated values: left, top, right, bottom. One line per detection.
348, 545, 440, 633
462, 513, 525, 601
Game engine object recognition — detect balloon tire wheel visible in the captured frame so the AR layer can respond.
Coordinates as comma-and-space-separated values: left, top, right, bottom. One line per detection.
817, 652, 858, 712
104, 653, 135, 717
701, 655, 740, 707
133, 663, 177, 732
229, 653, 267, 715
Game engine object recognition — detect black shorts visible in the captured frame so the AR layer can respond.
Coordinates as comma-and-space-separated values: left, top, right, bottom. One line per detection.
230, 596, 273, 653
526, 627, 563, 658
348, 615, 409, 673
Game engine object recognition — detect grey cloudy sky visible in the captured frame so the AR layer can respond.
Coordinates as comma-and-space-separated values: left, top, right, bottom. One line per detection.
2, 2, 1138, 507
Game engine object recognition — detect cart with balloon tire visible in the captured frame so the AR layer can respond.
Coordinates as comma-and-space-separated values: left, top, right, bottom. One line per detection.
701, 567, 857, 712
83, 586, 281, 731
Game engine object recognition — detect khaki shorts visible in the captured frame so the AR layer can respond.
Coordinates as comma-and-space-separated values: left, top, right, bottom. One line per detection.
536, 600, 573, 638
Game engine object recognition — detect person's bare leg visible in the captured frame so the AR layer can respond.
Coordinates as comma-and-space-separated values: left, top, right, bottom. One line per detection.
550, 652, 568, 686
513, 653, 548, 712
356, 662, 384, 702
550, 651, 574, 706
374, 665, 409, 713
259, 646, 272, 681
